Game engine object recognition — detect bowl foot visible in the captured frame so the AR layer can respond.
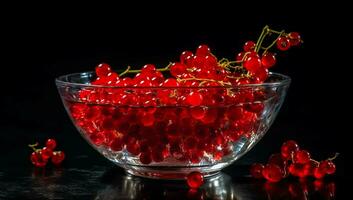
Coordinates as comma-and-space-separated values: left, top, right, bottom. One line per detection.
123, 164, 227, 180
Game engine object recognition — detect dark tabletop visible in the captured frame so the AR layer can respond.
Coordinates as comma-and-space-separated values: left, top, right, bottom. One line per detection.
0, 125, 345, 200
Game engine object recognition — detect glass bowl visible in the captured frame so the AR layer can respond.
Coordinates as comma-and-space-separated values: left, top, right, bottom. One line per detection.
56, 72, 290, 179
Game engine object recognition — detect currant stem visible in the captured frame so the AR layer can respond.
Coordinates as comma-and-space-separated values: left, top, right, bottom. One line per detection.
119, 63, 172, 77
327, 153, 339, 161
255, 25, 269, 52
263, 30, 285, 53
28, 143, 39, 151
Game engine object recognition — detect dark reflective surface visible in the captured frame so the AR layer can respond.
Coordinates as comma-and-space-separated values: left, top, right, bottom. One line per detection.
0, 158, 341, 199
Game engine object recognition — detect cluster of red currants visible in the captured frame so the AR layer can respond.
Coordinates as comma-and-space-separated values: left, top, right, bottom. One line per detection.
29, 138, 65, 167
66, 26, 301, 165
250, 140, 337, 182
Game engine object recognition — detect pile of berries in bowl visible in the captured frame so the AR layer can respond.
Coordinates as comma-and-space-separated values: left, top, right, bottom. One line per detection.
56, 26, 300, 179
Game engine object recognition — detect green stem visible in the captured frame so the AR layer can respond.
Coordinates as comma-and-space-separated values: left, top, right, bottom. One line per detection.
28, 143, 39, 151
263, 30, 285, 54
255, 25, 269, 52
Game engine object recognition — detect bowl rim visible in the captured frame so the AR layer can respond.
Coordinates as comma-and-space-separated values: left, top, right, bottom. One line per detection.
55, 71, 291, 88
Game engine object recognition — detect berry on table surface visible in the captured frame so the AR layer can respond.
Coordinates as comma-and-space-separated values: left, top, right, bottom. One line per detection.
187, 171, 204, 189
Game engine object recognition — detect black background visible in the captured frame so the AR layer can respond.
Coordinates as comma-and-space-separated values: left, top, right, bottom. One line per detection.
0, 4, 349, 199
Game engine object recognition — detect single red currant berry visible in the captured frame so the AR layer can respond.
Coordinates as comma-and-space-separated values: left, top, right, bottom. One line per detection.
253, 67, 269, 82
288, 32, 301, 46
170, 63, 187, 78
180, 51, 193, 64
261, 52, 276, 68
281, 140, 299, 160
46, 138, 57, 150
140, 152, 152, 164
268, 153, 286, 169
243, 41, 256, 52
141, 113, 155, 126
30, 151, 48, 167
250, 163, 264, 179
243, 54, 262, 73
262, 164, 283, 182
95, 63, 112, 77
41, 147, 53, 160
319, 160, 336, 175
51, 151, 65, 165
236, 52, 245, 61
196, 44, 210, 56
187, 171, 204, 189
141, 64, 156, 75
313, 167, 326, 179
162, 78, 179, 87
276, 36, 291, 51
110, 138, 123, 151
190, 107, 206, 119
293, 150, 311, 164
186, 92, 203, 106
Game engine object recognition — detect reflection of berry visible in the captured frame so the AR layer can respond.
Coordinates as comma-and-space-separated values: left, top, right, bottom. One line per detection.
250, 163, 264, 179
187, 171, 204, 189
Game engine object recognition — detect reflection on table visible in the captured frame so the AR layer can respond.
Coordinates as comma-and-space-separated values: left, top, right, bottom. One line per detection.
95, 169, 336, 200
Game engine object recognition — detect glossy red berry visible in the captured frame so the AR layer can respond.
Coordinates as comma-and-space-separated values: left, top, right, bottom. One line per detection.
293, 150, 311, 164
243, 54, 262, 73
250, 163, 264, 179
180, 51, 193, 64
281, 140, 299, 160
236, 52, 245, 61
262, 164, 283, 182
187, 171, 204, 189
46, 138, 57, 150
141, 64, 157, 75
186, 92, 203, 106
268, 153, 286, 169
41, 147, 53, 160
288, 32, 301, 46
51, 151, 65, 165
276, 37, 291, 51
30, 151, 48, 167
261, 52, 276, 68
243, 41, 256, 52
170, 62, 187, 77
319, 160, 336, 175
313, 167, 326, 179
196, 44, 210, 56
95, 63, 112, 77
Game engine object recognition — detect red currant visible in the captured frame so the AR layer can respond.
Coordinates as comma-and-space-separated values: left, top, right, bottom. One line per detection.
41, 147, 53, 160
293, 150, 311, 164
180, 51, 193, 64
46, 138, 57, 150
313, 167, 326, 179
262, 164, 283, 182
319, 160, 336, 175
288, 32, 301, 46
186, 171, 204, 189
196, 44, 210, 56
51, 151, 65, 165
243, 54, 262, 73
170, 63, 187, 78
261, 52, 276, 68
186, 92, 203, 106
281, 140, 299, 160
243, 41, 256, 52
141, 64, 157, 75
140, 152, 152, 164
30, 151, 48, 167
276, 36, 291, 51
95, 63, 111, 77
